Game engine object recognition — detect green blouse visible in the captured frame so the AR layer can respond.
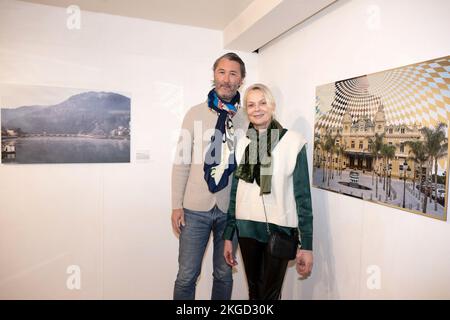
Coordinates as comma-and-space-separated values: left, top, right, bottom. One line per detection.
222, 145, 313, 251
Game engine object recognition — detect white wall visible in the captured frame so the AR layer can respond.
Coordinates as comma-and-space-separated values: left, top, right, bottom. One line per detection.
2, 0, 450, 301
0, 0, 258, 299
258, 0, 450, 299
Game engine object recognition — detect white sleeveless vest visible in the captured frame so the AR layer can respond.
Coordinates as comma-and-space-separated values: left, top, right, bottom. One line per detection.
234, 130, 306, 227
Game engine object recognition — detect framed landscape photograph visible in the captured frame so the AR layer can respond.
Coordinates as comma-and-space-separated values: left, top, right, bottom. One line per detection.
313, 55, 450, 221
1, 84, 131, 164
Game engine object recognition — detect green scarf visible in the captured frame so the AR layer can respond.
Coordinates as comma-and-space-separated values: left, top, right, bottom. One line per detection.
235, 119, 287, 195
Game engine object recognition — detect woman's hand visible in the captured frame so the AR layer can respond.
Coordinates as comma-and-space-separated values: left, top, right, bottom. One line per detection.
223, 240, 238, 267
296, 249, 313, 279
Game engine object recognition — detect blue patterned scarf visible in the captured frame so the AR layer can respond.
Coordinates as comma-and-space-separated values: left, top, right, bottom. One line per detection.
203, 89, 240, 193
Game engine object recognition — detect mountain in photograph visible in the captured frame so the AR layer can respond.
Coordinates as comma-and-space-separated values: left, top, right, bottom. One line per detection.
1, 91, 131, 136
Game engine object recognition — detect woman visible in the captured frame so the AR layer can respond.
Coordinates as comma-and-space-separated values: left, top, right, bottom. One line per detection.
223, 83, 313, 300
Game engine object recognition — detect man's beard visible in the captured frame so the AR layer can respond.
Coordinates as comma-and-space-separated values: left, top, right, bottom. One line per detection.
215, 83, 238, 102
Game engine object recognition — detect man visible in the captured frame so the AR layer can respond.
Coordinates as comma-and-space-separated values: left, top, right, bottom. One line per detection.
171, 52, 247, 300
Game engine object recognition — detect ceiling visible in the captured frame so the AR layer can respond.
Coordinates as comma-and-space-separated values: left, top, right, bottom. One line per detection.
20, 0, 255, 30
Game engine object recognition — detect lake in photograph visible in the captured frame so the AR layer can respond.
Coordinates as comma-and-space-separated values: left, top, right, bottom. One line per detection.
1, 137, 130, 164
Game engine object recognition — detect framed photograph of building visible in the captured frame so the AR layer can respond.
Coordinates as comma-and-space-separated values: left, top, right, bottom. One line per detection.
313, 55, 449, 221
1, 84, 131, 164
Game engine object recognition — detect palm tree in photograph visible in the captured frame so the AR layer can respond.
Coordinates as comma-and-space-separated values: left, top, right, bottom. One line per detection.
314, 133, 327, 183
323, 131, 336, 187
317, 138, 328, 183
336, 144, 346, 177
313, 134, 323, 168
432, 142, 448, 210
313, 134, 320, 167
332, 130, 345, 177
420, 122, 448, 213
369, 133, 384, 197
380, 144, 396, 199
405, 140, 427, 203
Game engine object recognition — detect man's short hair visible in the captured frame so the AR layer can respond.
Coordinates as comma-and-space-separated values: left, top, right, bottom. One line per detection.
213, 52, 246, 78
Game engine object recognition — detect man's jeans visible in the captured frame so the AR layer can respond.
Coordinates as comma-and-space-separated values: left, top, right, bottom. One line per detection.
174, 206, 236, 300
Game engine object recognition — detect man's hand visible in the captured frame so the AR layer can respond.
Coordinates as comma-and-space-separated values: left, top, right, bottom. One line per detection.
296, 249, 313, 279
223, 240, 238, 267
171, 208, 185, 235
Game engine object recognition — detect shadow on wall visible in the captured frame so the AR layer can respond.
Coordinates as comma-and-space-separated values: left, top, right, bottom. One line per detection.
282, 116, 339, 300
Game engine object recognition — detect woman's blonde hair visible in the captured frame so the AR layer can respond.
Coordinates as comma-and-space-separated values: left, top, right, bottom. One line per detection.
243, 83, 276, 116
